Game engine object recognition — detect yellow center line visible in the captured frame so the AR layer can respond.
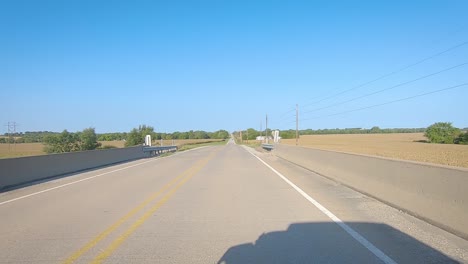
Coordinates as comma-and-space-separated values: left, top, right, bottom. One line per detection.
62, 155, 212, 264
90, 154, 214, 264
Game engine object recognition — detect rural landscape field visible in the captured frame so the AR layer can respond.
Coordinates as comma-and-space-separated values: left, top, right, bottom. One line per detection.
0, 143, 45, 159
3, 133, 467, 168
281, 133, 468, 168
0, 139, 224, 159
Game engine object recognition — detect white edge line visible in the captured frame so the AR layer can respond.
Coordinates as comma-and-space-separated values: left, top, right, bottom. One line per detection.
242, 146, 397, 264
0, 145, 211, 206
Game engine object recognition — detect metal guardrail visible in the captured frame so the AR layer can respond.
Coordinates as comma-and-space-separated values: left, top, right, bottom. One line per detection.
143, 146, 178, 156
261, 144, 275, 151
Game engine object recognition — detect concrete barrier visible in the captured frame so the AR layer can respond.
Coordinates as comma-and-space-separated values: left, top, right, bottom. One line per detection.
273, 144, 468, 239
0, 146, 147, 190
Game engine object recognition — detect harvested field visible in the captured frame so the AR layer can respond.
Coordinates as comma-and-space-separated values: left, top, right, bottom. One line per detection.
281, 133, 468, 168
0, 143, 45, 159
0, 142, 126, 158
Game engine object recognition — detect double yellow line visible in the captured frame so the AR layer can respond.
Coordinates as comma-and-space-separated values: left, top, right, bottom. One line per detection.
63, 153, 215, 264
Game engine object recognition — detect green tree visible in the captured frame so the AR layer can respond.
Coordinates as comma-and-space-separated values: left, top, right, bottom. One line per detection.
98, 134, 111, 141
44, 130, 81, 153
244, 128, 259, 140
125, 128, 144, 147
424, 122, 461, 144
179, 132, 189, 139
188, 130, 194, 139
125, 125, 155, 147
280, 130, 295, 139
43, 128, 102, 153
193, 130, 209, 139
80, 128, 101, 150
369, 126, 381, 133
214, 129, 230, 139
455, 131, 468, 145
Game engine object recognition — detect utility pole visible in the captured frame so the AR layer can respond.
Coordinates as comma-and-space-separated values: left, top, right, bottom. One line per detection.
296, 104, 299, 146
5, 121, 18, 153
260, 122, 262, 139
265, 114, 268, 144
239, 130, 242, 143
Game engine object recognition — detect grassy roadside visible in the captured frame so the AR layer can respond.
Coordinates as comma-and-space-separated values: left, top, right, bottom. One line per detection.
241, 141, 262, 148
177, 139, 228, 151
232, 134, 262, 148
231, 135, 265, 152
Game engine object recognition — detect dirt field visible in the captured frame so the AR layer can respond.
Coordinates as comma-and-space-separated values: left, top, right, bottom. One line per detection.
0, 139, 224, 159
281, 133, 468, 168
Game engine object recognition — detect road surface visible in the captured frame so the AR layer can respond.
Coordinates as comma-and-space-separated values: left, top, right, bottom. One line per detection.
1, 140, 467, 263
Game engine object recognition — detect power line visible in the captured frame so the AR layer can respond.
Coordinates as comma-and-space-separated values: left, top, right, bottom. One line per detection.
301, 40, 468, 108
300, 83, 467, 121
272, 119, 296, 130
277, 107, 297, 122
279, 113, 296, 122
276, 39, 468, 128
281, 108, 296, 116
4, 121, 19, 153
302, 62, 468, 115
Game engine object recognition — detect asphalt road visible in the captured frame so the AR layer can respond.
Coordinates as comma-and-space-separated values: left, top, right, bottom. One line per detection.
1, 140, 467, 263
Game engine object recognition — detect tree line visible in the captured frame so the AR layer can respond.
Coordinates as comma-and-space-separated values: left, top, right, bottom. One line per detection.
3, 122, 465, 154
237, 127, 427, 140
98, 128, 230, 143
238, 123, 467, 145
0, 125, 230, 153
123, 125, 230, 147
0, 131, 58, 143
1, 127, 230, 144
42, 128, 101, 153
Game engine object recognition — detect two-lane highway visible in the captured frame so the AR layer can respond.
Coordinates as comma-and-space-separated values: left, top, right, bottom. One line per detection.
1, 141, 467, 263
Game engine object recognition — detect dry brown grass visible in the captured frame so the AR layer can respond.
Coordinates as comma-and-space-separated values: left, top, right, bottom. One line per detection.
0, 143, 46, 159
281, 133, 468, 168
99, 140, 126, 148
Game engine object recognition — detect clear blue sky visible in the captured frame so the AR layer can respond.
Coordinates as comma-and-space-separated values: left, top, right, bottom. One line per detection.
1, 0, 467, 133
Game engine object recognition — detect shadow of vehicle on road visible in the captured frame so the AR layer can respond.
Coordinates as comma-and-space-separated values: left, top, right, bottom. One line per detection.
218, 222, 459, 264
